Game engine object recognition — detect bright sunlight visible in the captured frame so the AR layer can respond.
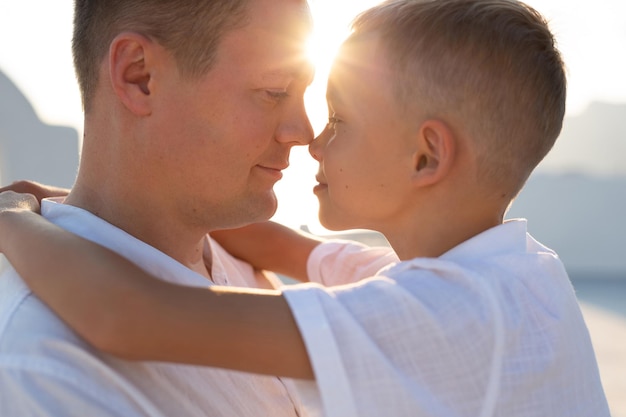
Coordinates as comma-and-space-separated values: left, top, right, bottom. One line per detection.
272, 0, 381, 232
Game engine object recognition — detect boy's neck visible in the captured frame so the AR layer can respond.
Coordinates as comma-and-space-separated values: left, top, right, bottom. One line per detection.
385, 199, 505, 261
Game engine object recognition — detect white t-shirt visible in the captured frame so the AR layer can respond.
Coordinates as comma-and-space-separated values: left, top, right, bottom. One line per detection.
0, 199, 302, 417
283, 220, 610, 417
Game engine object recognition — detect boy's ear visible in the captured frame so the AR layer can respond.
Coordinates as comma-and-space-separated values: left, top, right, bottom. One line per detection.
410, 119, 455, 186
109, 32, 155, 116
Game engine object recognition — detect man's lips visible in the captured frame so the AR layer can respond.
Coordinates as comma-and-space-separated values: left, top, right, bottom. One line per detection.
257, 164, 288, 181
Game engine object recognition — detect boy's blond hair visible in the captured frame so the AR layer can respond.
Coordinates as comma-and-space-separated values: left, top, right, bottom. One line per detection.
352, 0, 566, 195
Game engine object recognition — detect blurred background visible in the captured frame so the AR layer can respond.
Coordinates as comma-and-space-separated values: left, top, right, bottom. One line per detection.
1, 1, 624, 414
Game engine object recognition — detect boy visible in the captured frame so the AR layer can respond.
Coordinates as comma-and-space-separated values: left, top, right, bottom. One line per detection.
0, 0, 610, 416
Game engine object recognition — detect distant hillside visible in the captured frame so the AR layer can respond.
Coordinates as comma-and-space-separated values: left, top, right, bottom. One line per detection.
0, 70, 78, 188
510, 102, 625, 276
541, 101, 626, 176
507, 173, 626, 277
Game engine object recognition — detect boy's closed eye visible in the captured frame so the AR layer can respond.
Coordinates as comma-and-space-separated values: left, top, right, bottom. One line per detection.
327, 113, 341, 129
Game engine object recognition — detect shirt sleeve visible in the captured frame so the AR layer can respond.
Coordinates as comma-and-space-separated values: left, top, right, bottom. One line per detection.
282, 267, 499, 417
283, 276, 435, 417
307, 240, 399, 286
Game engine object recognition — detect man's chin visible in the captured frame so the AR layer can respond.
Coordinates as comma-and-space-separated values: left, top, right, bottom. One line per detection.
246, 192, 278, 223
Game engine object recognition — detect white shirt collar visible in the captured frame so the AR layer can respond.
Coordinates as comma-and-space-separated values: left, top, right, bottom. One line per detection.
440, 219, 529, 261
379, 219, 530, 276
41, 198, 212, 288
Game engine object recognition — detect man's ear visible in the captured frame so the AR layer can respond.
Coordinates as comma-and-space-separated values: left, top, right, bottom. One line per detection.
410, 119, 455, 187
109, 32, 155, 116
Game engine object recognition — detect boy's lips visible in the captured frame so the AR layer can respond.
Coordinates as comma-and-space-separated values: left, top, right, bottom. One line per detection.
313, 175, 328, 194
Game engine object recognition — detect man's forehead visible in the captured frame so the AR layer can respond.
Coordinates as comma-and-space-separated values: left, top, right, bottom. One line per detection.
215, 3, 314, 84
244, 0, 312, 37
238, 0, 313, 80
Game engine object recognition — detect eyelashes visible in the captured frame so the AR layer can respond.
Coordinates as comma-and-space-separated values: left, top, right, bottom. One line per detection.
265, 90, 290, 101
327, 115, 341, 129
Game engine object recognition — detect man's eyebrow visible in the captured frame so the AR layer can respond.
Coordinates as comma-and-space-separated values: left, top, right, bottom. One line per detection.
262, 62, 316, 85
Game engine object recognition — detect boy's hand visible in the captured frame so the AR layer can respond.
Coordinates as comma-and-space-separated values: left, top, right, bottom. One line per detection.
0, 191, 41, 214
0, 180, 70, 203
0, 191, 41, 254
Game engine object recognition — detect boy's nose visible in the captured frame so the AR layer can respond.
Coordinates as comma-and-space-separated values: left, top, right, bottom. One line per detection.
308, 130, 327, 162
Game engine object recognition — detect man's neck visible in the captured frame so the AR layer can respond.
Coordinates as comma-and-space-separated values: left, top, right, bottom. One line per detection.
65, 180, 212, 280
73, 116, 214, 280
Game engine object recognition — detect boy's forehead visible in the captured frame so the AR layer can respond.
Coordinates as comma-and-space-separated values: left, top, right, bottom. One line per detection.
327, 36, 390, 101
326, 36, 408, 123
334, 34, 388, 76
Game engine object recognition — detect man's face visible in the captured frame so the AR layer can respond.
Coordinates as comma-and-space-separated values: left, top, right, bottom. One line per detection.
152, 0, 314, 231
309, 36, 418, 232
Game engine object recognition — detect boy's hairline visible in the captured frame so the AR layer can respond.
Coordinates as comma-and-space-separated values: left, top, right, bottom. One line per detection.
344, 0, 567, 198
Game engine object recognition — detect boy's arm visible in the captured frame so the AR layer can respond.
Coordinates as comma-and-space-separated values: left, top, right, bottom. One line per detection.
0, 201, 313, 380
210, 222, 324, 281
0, 182, 320, 281
0, 182, 321, 281
0, 180, 70, 201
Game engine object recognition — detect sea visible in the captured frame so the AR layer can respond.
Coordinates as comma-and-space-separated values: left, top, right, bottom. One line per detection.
570, 273, 626, 417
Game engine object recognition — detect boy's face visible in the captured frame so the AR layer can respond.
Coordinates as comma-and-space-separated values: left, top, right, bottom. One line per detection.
310, 36, 419, 232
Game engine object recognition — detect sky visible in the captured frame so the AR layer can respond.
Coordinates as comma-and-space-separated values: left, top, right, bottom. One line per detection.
1, 0, 625, 230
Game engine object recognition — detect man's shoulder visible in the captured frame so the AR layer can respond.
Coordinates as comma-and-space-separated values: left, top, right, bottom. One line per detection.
0, 267, 89, 361
0, 268, 126, 401
0, 266, 30, 318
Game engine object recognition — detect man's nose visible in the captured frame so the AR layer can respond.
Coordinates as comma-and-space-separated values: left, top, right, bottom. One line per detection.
276, 101, 314, 146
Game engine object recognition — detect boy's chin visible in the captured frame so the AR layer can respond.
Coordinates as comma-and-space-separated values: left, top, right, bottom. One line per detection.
318, 210, 355, 232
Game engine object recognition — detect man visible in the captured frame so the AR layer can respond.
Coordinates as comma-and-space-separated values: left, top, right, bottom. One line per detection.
0, 0, 313, 415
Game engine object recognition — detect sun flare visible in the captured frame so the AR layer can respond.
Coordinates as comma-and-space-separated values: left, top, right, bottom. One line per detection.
270, 1, 384, 231
303, 1, 381, 135
305, 29, 344, 79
